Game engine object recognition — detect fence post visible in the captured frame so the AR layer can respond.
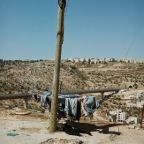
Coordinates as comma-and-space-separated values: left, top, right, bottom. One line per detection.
23, 98, 29, 109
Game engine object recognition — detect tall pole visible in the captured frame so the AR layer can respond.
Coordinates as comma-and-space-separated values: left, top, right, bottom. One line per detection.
140, 105, 144, 128
49, 0, 66, 133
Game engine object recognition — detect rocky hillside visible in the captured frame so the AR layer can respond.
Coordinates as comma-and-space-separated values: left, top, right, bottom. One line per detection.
0, 59, 144, 94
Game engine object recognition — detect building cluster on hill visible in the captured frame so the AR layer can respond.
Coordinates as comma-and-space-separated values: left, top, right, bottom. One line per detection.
106, 91, 144, 129
64, 57, 144, 64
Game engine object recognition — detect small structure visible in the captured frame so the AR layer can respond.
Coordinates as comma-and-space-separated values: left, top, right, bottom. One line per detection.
108, 109, 127, 123
126, 82, 138, 89
126, 116, 138, 125
130, 96, 137, 104
125, 92, 144, 108
116, 110, 127, 123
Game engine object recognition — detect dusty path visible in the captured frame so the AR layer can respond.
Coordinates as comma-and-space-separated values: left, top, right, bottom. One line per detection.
0, 115, 144, 144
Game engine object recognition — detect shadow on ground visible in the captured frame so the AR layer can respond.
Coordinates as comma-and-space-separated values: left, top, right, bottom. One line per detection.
59, 121, 122, 136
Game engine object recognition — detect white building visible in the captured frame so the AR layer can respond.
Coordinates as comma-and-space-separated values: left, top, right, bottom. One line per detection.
116, 111, 127, 122
108, 109, 127, 123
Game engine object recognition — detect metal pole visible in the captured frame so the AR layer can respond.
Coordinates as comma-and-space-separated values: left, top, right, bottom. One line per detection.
61, 88, 120, 95
49, 0, 66, 133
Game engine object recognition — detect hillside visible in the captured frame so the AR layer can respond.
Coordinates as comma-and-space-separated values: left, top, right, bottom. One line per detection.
0, 59, 144, 144
0, 59, 144, 94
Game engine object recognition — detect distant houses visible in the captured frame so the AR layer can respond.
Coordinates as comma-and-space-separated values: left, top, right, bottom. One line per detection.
107, 92, 144, 126
123, 92, 144, 108
64, 57, 144, 64
108, 109, 138, 126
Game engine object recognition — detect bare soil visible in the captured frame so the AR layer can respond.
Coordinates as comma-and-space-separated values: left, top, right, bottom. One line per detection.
0, 104, 144, 144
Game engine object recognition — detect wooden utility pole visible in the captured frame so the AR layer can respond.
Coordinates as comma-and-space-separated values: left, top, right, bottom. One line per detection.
140, 105, 144, 128
49, 0, 66, 133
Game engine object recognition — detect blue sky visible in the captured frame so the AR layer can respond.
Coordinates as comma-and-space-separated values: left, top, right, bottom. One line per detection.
0, 0, 144, 60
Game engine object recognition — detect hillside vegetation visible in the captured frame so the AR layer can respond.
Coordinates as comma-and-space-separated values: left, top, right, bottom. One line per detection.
0, 59, 144, 94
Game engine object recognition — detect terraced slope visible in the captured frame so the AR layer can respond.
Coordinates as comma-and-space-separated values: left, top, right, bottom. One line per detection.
0, 60, 144, 94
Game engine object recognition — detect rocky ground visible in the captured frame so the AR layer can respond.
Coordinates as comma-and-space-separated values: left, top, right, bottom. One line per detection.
0, 60, 144, 94
0, 59, 144, 144
0, 103, 144, 144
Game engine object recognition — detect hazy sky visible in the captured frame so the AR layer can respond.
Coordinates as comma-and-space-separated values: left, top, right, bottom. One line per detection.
0, 0, 144, 60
